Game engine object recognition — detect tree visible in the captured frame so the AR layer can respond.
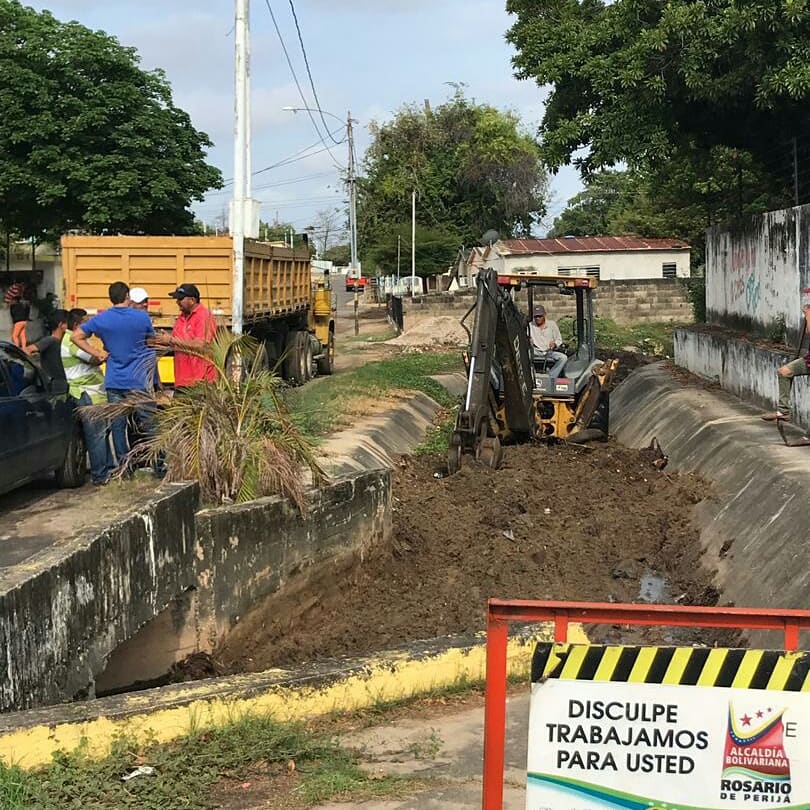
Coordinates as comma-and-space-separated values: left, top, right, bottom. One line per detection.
507, 0, 810, 192
548, 171, 636, 237
364, 223, 460, 278
323, 244, 350, 266
358, 91, 548, 255
0, 1, 222, 239
306, 208, 344, 257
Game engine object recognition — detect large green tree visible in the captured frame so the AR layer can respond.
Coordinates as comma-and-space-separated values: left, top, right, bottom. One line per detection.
365, 223, 460, 278
0, 1, 222, 238
358, 92, 548, 273
507, 0, 810, 186
548, 171, 636, 237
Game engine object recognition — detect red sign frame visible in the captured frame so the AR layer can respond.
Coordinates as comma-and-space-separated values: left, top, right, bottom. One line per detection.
482, 599, 810, 810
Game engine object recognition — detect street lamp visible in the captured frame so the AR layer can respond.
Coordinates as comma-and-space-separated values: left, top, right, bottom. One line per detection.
282, 106, 359, 275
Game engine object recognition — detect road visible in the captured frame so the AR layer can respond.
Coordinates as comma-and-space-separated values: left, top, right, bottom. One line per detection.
0, 477, 157, 577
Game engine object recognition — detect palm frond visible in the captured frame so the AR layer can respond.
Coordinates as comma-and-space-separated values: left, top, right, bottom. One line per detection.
85, 333, 324, 508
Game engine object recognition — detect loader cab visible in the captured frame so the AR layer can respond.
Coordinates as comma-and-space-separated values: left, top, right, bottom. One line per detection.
498, 273, 600, 397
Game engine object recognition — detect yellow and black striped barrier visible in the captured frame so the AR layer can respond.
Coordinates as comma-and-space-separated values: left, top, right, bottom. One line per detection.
532, 643, 810, 691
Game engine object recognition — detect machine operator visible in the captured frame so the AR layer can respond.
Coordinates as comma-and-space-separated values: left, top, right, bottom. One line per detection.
529, 304, 567, 378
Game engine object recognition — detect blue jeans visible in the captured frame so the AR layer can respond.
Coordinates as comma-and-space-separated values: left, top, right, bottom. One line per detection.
107, 388, 165, 477
78, 393, 114, 484
106, 388, 133, 468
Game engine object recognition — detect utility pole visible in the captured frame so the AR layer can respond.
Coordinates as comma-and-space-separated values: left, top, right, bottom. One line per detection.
411, 190, 416, 296
347, 110, 361, 336
347, 111, 359, 273
397, 234, 401, 281
230, 0, 259, 335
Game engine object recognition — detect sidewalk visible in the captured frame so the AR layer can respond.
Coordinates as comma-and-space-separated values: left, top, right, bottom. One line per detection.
318, 691, 530, 810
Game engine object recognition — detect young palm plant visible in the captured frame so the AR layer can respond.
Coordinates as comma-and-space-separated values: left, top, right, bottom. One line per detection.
89, 331, 323, 509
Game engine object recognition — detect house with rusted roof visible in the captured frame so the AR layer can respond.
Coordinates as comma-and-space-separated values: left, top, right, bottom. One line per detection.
482, 235, 691, 281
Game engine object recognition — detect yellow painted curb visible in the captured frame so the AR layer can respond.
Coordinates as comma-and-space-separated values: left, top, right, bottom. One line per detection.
0, 624, 586, 769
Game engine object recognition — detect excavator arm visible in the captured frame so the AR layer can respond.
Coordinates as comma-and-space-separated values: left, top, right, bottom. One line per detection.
448, 269, 535, 471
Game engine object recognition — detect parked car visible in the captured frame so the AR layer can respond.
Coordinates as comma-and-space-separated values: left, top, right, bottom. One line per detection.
0, 341, 86, 495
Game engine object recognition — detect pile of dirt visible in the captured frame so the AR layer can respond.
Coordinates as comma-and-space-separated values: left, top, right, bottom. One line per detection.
386, 316, 468, 349
219, 441, 721, 673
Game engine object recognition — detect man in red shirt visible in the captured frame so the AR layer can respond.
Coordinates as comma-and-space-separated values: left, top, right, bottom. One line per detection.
154, 284, 218, 389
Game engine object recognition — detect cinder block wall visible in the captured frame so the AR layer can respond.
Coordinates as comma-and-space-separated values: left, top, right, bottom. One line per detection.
405, 278, 693, 325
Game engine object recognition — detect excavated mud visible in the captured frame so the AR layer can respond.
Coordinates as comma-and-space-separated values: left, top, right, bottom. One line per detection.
219, 441, 721, 673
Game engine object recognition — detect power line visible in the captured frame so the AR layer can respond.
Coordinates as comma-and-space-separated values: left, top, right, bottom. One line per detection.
204, 170, 336, 198
287, 0, 342, 146
219, 136, 344, 187
263, 0, 344, 169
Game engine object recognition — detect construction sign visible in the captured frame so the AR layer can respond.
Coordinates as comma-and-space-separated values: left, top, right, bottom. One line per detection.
527, 643, 810, 810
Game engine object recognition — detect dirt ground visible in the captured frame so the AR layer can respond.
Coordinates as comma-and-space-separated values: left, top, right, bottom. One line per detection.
218, 440, 720, 673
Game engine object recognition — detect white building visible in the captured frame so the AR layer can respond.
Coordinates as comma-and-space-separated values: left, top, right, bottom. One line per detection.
482, 236, 691, 281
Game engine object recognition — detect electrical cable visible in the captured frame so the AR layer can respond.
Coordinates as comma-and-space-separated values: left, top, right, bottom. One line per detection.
219, 136, 345, 187
263, 0, 344, 170
287, 0, 342, 146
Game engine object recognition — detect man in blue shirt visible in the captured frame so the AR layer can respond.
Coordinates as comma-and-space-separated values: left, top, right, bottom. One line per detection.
72, 281, 156, 472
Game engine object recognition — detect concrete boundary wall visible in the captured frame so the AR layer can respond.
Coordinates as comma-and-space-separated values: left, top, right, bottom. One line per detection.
706, 204, 810, 339
0, 483, 199, 712
674, 327, 810, 429
612, 364, 810, 622
405, 278, 693, 325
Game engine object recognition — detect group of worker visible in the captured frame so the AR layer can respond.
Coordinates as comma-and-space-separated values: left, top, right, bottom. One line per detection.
24, 282, 217, 485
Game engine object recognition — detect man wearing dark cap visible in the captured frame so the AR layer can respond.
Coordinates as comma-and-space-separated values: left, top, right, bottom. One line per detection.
153, 284, 218, 388
529, 304, 567, 378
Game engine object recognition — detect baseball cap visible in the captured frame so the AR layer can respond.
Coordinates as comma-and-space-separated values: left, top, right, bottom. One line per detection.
169, 284, 201, 301
533, 305, 546, 317
129, 287, 149, 304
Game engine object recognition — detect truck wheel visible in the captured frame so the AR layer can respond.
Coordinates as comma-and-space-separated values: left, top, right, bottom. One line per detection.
55, 421, 87, 488
283, 331, 309, 386
302, 336, 314, 382
316, 331, 335, 376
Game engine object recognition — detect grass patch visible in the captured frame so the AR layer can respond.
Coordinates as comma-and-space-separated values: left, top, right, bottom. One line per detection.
558, 316, 684, 357
346, 329, 397, 344
0, 715, 411, 810
414, 407, 458, 456
288, 352, 463, 439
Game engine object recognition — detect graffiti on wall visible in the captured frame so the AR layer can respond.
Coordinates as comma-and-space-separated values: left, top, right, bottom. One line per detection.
727, 243, 761, 316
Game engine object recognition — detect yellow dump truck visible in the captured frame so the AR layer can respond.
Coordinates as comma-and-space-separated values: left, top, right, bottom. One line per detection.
61, 235, 335, 384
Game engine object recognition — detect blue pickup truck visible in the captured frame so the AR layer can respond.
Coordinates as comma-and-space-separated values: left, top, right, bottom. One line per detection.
0, 341, 86, 495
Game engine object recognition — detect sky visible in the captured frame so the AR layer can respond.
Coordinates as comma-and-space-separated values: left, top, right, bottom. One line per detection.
28, 0, 583, 243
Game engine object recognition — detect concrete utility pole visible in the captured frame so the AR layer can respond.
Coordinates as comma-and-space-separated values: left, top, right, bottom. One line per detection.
347, 111, 359, 273
411, 190, 417, 295
231, 0, 259, 335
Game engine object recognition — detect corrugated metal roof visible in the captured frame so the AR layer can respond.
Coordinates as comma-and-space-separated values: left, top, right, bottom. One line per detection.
497, 236, 690, 255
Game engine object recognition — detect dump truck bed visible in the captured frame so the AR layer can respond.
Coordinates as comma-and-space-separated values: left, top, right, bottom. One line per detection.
62, 236, 312, 329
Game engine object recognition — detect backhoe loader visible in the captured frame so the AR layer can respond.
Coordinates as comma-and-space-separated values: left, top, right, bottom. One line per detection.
448, 268, 618, 472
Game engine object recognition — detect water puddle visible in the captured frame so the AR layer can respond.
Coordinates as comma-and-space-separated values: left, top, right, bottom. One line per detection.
638, 570, 671, 604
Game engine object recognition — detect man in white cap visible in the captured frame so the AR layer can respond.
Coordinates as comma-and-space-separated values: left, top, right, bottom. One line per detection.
762, 288, 810, 423
129, 287, 149, 311
529, 304, 567, 378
